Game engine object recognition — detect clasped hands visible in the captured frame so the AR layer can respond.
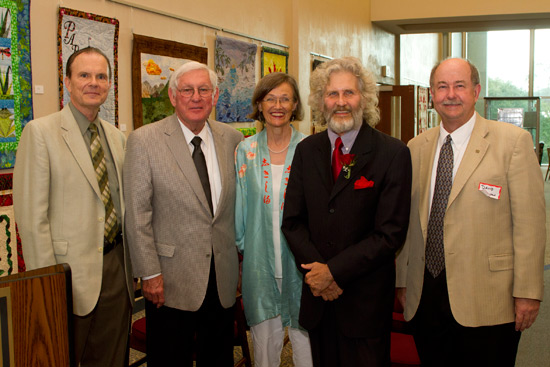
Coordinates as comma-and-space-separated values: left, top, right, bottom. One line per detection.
302, 262, 343, 301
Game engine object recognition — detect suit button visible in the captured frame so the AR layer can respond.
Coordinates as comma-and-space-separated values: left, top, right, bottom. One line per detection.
98, 217, 104, 222
206, 253, 211, 258
98, 247, 103, 253
329, 208, 335, 214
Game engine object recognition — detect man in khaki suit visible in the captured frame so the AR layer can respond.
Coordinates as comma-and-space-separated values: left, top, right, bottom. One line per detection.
13, 47, 133, 367
396, 58, 545, 366
124, 61, 243, 366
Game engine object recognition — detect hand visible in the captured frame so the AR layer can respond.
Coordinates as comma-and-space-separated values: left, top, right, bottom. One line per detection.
396, 287, 407, 309
514, 298, 540, 331
142, 274, 165, 308
301, 262, 334, 296
319, 281, 343, 301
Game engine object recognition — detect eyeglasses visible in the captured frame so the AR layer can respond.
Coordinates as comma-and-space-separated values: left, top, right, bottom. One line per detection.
262, 96, 293, 106
177, 87, 213, 98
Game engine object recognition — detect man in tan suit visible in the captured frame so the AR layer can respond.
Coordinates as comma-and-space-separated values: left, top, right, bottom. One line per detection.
124, 61, 243, 366
396, 58, 545, 366
13, 47, 133, 367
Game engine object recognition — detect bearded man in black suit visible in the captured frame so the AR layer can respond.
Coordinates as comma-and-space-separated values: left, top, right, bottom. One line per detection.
282, 57, 412, 367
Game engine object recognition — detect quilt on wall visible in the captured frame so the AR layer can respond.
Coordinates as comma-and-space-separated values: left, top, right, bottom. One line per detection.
215, 36, 256, 123
0, 0, 32, 169
0, 173, 23, 276
261, 46, 288, 76
58, 7, 119, 126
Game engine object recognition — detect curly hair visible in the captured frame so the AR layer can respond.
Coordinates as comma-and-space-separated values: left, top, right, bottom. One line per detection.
309, 57, 379, 127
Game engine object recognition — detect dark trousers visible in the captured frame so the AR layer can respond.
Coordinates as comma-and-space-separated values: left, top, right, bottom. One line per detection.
73, 243, 131, 367
145, 260, 235, 367
308, 303, 390, 367
411, 269, 521, 367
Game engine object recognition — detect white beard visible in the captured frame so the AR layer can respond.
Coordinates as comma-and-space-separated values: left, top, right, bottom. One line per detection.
326, 108, 363, 134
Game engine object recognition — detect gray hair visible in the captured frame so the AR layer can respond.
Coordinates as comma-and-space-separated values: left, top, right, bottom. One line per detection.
169, 61, 218, 95
309, 56, 380, 127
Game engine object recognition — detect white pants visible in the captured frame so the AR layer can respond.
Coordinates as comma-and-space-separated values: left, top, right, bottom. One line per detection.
250, 315, 313, 367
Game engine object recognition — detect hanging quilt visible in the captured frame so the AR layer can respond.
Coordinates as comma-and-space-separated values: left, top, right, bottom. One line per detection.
58, 7, 119, 126
0, 0, 32, 169
215, 36, 256, 123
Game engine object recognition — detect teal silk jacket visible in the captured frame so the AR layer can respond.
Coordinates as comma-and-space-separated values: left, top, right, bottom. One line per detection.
235, 126, 306, 328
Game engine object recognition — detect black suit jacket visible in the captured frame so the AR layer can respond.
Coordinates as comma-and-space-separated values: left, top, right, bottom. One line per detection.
282, 123, 412, 338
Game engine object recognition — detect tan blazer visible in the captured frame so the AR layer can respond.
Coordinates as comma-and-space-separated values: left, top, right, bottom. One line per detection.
397, 113, 546, 327
123, 115, 243, 311
13, 105, 133, 316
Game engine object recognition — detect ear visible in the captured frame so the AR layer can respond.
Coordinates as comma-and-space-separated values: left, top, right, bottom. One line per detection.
473, 83, 481, 102
65, 76, 72, 94
168, 87, 177, 107
212, 87, 219, 106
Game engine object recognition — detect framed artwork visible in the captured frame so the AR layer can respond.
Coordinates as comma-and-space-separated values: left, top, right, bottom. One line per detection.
261, 46, 288, 76
132, 34, 207, 129
215, 36, 256, 123
0, 0, 32, 169
58, 7, 119, 126
417, 86, 428, 134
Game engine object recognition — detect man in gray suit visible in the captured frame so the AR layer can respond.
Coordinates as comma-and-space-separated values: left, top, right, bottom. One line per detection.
124, 61, 243, 366
13, 47, 133, 367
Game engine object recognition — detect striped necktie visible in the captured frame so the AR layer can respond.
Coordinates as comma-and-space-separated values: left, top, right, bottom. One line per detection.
89, 123, 118, 243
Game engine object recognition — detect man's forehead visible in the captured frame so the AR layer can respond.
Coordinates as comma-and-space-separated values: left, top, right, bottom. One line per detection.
179, 69, 212, 84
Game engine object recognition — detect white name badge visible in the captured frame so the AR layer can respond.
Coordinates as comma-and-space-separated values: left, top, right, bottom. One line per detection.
478, 182, 502, 200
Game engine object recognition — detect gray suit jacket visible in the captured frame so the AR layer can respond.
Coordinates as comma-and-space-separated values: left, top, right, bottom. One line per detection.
397, 113, 546, 327
13, 105, 133, 316
124, 114, 243, 310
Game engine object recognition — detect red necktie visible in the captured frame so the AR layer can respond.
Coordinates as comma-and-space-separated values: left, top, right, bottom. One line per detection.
332, 137, 343, 181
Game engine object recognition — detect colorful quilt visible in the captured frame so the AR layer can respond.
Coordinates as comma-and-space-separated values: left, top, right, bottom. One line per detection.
0, 0, 32, 169
58, 7, 119, 126
0, 173, 22, 276
215, 36, 256, 123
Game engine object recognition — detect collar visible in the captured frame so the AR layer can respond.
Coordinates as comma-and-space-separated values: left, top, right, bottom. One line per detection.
177, 118, 212, 146
327, 126, 361, 154
439, 113, 476, 147
69, 102, 101, 136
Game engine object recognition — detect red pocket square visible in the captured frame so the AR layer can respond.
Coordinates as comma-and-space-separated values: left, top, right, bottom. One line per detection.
354, 176, 374, 190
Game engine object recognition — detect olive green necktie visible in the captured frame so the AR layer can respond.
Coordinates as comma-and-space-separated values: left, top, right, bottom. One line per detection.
89, 123, 118, 243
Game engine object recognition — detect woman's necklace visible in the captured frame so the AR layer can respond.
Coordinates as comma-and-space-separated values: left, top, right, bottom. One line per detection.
268, 142, 290, 154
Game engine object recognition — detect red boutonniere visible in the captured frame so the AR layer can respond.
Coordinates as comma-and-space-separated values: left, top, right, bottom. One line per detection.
340, 154, 356, 179
354, 176, 374, 190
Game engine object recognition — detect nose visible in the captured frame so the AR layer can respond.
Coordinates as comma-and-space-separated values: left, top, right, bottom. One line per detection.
337, 92, 346, 106
447, 86, 457, 98
190, 89, 202, 101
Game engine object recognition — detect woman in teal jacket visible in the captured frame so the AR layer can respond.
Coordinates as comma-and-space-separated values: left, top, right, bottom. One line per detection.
235, 72, 312, 367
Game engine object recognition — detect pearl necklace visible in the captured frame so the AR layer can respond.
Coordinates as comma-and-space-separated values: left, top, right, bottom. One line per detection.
268, 142, 290, 154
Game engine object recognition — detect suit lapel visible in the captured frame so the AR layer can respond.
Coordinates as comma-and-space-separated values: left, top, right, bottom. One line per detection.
312, 131, 334, 195
60, 106, 102, 199
448, 116, 489, 208
163, 116, 212, 215
330, 124, 373, 201
101, 119, 124, 205
418, 127, 439, 239
209, 120, 229, 219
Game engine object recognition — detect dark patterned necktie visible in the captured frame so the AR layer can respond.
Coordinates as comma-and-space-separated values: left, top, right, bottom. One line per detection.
332, 137, 343, 181
191, 136, 213, 215
89, 123, 118, 244
426, 134, 453, 278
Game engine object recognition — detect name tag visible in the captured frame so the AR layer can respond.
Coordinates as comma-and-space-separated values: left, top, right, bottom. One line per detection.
478, 182, 502, 200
